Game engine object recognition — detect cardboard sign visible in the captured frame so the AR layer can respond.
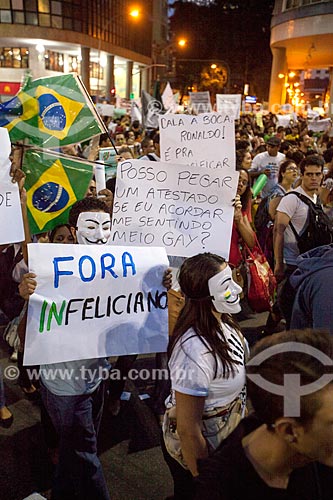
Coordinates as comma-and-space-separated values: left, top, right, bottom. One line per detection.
189, 91, 212, 113
96, 103, 115, 117
0, 128, 25, 245
111, 159, 239, 258
159, 113, 235, 170
24, 244, 169, 365
215, 94, 242, 119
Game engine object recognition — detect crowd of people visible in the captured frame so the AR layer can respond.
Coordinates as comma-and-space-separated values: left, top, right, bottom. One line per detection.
1, 109, 333, 500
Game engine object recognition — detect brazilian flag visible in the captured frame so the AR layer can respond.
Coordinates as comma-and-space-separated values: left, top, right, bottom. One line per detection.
23, 149, 93, 234
0, 74, 104, 148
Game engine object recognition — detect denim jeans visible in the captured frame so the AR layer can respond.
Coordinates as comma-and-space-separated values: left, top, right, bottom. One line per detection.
40, 381, 110, 500
0, 367, 6, 409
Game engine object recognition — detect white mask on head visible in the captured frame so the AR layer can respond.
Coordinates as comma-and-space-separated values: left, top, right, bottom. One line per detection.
208, 265, 242, 314
76, 211, 111, 245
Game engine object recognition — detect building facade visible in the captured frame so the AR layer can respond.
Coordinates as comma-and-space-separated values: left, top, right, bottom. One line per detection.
0, 0, 168, 101
269, 0, 333, 114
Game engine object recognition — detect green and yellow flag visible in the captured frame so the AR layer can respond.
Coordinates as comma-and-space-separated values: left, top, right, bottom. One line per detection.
0, 74, 104, 148
23, 149, 93, 234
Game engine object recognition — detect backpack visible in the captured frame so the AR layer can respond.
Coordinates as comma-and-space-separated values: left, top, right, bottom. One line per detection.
0, 245, 25, 320
286, 192, 333, 254
254, 196, 271, 232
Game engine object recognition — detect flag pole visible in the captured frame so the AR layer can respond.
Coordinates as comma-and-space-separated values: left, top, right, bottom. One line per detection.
76, 74, 119, 155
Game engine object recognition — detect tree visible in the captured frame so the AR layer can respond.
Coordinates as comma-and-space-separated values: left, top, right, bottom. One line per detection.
199, 64, 228, 94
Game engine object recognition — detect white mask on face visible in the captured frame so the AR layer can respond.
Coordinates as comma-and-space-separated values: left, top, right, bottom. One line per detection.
208, 265, 242, 314
76, 211, 111, 245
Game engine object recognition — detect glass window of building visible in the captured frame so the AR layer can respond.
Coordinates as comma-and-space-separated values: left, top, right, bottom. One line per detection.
0, 0, 10, 7
69, 55, 80, 73
51, 14, 62, 27
0, 47, 29, 68
39, 13, 50, 25
38, 0, 50, 13
90, 62, 104, 80
12, 0, 23, 8
51, 1, 61, 15
45, 50, 64, 71
13, 10, 25, 22
0, 9, 11, 21
26, 11, 38, 24
26, 0, 37, 11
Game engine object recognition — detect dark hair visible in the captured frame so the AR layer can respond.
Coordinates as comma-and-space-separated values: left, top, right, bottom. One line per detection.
299, 154, 324, 175
118, 145, 134, 157
247, 329, 333, 427
106, 177, 116, 194
254, 145, 267, 155
236, 149, 250, 170
152, 131, 160, 145
285, 149, 305, 166
99, 133, 110, 146
141, 136, 153, 149
323, 148, 333, 164
49, 224, 73, 243
236, 139, 250, 151
236, 168, 252, 211
278, 159, 297, 183
280, 141, 291, 154
68, 197, 109, 227
169, 253, 242, 378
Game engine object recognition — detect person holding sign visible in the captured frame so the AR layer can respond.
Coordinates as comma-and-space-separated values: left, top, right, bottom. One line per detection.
162, 253, 247, 500
19, 197, 112, 500
229, 169, 255, 269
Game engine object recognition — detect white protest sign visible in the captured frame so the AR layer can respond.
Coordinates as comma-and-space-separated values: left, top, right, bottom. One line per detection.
0, 128, 25, 245
189, 91, 212, 113
111, 159, 239, 258
308, 118, 331, 133
96, 103, 115, 117
216, 94, 242, 119
276, 114, 292, 128
159, 113, 235, 170
24, 244, 169, 365
162, 82, 178, 113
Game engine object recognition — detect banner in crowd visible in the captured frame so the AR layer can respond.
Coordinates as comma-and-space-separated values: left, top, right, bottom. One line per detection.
159, 112, 235, 170
141, 90, 163, 129
215, 94, 242, 119
276, 114, 292, 128
96, 103, 115, 117
189, 91, 212, 113
162, 82, 178, 113
22, 149, 93, 234
308, 118, 331, 133
0, 128, 24, 244
24, 244, 169, 365
0, 74, 104, 148
111, 159, 239, 258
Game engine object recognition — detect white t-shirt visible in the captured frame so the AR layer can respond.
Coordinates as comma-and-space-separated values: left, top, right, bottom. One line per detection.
168, 323, 247, 410
276, 186, 317, 265
251, 151, 285, 197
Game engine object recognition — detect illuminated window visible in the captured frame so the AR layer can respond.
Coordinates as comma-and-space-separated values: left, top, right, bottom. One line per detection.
39, 13, 50, 25
44, 50, 64, 72
90, 62, 104, 79
51, 14, 62, 28
69, 55, 80, 73
0, 9, 11, 21
0, 47, 29, 68
38, 0, 50, 13
13, 11, 25, 22
12, 0, 23, 8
